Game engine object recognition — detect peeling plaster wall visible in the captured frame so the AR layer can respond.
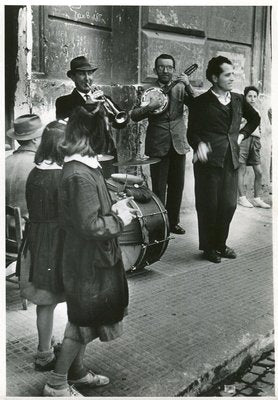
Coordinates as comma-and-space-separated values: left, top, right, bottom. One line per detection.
30, 78, 138, 165
136, 5, 272, 209
14, 6, 32, 118
11, 5, 272, 212
29, 5, 140, 169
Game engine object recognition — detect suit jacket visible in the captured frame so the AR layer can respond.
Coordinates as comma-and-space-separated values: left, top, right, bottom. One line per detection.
187, 90, 260, 169
6, 144, 37, 218
56, 89, 118, 158
59, 161, 128, 326
131, 81, 194, 157
56, 88, 85, 120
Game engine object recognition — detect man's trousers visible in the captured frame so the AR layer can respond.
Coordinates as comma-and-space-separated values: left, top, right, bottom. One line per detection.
150, 146, 186, 227
193, 148, 238, 252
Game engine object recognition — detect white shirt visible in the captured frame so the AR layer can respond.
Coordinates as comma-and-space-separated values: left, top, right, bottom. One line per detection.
76, 90, 93, 102
211, 89, 231, 106
64, 154, 101, 169
36, 160, 62, 170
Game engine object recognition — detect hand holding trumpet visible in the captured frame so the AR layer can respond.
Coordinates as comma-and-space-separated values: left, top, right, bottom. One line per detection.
90, 89, 105, 104
90, 86, 129, 127
88, 86, 104, 104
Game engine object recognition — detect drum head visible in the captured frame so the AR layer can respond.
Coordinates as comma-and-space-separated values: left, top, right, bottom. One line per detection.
108, 186, 170, 272
120, 244, 142, 272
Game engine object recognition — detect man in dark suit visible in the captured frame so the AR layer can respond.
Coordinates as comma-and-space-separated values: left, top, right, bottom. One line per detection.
56, 56, 102, 120
56, 56, 123, 177
187, 56, 260, 263
131, 54, 195, 234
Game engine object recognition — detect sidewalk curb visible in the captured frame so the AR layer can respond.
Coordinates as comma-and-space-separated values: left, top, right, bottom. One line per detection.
178, 330, 274, 396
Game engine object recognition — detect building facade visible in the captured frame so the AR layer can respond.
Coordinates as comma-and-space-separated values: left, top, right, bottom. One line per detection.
5, 5, 272, 204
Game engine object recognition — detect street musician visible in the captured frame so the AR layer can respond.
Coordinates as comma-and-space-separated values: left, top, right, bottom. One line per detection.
131, 54, 196, 234
56, 56, 128, 176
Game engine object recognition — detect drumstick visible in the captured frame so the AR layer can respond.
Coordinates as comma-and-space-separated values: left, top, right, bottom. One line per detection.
124, 173, 128, 191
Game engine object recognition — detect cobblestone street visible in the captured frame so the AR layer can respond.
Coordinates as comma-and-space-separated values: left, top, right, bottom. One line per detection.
200, 349, 275, 397
5, 204, 273, 397
4, 3, 273, 398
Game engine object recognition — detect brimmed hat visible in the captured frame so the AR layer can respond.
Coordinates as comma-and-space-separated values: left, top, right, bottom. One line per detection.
7, 114, 44, 140
67, 56, 98, 78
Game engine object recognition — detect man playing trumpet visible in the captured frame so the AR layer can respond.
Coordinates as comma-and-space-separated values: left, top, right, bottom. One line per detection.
131, 54, 196, 234
56, 56, 103, 120
56, 56, 127, 177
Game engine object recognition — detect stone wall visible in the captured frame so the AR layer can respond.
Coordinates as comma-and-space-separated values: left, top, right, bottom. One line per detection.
6, 5, 272, 212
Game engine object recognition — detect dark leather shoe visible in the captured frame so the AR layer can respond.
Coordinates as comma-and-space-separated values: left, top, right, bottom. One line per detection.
34, 356, 56, 371
203, 250, 221, 263
170, 224, 185, 234
217, 246, 237, 259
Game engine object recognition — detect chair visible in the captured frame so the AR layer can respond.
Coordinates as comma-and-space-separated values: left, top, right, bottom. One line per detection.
6, 205, 28, 310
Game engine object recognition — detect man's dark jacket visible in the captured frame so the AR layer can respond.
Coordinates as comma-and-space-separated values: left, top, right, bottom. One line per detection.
131, 82, 193, 157
56, 88, 86, 120
187, 90, 260, 169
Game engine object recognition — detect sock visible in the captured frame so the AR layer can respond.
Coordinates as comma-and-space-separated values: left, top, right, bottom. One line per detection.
47, 371, 68, 390
68, 365, 88, 381
35, 348, 55, 366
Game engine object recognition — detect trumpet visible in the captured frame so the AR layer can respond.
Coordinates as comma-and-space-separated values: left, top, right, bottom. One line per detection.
91, 86, 129, 127
141, 63, 198, 115
102, 96, 129, 127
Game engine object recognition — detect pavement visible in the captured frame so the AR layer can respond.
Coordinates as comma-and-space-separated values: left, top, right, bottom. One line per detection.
5, 196, 274, 397
201, 348, 275, 396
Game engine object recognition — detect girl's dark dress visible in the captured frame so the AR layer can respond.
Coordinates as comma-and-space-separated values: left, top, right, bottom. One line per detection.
20, 166, 64, 305
59, 157, 128, 343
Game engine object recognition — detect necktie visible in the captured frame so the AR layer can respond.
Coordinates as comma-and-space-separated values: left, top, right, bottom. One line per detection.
84, 94, 90, 103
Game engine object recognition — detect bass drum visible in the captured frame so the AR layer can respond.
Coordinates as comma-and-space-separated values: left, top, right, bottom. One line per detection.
107, 178, 170, 272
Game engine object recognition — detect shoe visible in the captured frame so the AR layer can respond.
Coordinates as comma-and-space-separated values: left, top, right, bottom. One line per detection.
170, 224, 185, 234
238, 196, 253, 208
35, 356, 56, 372
217, 246, 237, 259
68, 370, 110, 388
253, 198, 271, 209
203, 250, 221, 263
43, 383, 83, 397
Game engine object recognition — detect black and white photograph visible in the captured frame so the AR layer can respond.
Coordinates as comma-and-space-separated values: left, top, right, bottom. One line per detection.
3, 2, 276, 397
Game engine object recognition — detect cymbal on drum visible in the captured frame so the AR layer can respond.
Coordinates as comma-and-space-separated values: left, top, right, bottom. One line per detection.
113, 157, 161, 167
